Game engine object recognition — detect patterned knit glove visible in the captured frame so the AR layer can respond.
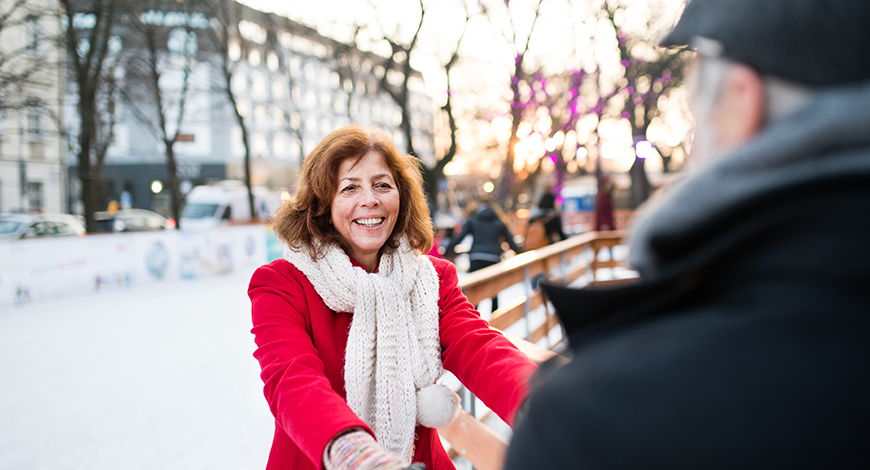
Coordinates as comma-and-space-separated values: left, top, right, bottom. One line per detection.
324, 430, 426, 470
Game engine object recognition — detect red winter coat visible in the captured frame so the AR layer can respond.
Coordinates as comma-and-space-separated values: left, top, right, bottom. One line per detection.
248, 254, 538, 470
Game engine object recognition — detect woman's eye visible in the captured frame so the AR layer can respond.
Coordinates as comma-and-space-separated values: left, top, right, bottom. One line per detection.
376, 182, 393, 190
341, 184, 357, 193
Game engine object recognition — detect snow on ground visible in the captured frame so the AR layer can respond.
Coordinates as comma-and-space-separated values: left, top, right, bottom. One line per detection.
0, 266, 273, 470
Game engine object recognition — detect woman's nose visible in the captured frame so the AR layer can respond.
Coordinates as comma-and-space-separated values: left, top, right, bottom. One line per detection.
361, 187, 379, 206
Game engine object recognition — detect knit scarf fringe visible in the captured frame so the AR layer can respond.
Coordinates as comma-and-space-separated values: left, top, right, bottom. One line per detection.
284, 238, 448, 461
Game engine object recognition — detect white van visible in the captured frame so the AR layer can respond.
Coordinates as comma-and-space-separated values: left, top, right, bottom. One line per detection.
180, 181, 282, 230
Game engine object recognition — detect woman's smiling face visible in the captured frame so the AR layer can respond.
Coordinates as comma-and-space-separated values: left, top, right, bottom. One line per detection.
331, 150, 400, 271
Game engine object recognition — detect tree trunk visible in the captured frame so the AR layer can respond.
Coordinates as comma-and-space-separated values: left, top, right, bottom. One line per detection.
241, 123, 255, 221
499, 100, 522, 210
78, 92, 97, 232
628, 156, 651, 209
165, 142, 183, 228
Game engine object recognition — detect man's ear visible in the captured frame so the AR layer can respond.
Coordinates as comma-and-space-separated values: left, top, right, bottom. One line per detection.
714, 64, 766, 147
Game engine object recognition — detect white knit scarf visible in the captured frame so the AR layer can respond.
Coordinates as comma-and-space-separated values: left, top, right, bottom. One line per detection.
283, 238, 459, 462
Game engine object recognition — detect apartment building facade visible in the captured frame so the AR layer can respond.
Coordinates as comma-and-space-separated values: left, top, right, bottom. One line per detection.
66, 0, 435, 217
0, 0, 66, 214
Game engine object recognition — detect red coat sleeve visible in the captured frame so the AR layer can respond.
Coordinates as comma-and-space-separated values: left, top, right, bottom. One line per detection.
432, 257, 539, 425
248, 260, 372, 470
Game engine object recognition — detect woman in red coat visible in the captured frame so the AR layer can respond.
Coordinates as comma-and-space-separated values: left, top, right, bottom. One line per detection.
248, 125, 538, 470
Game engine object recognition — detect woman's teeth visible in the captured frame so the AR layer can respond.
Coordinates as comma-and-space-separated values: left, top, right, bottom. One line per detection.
355, 218, 384, 227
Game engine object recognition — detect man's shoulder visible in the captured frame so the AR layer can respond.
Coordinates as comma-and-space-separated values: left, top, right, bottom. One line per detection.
511, 302, 870, 468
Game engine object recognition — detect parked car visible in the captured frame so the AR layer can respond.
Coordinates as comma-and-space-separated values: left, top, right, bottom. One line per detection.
0, 213, 86, 240
93, 209, 170, 232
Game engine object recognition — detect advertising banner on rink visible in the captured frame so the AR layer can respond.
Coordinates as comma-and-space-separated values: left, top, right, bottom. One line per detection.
0, 225, 270, 309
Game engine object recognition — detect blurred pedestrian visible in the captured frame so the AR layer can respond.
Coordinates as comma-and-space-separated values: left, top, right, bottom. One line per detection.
443, 197, 521, 312
506, 0, 870, 468
249, 125, 537, 470
594, 174, 615, 231
524, 192, 566, 250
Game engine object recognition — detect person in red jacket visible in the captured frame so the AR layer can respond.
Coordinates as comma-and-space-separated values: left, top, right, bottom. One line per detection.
249, 124, 537, 470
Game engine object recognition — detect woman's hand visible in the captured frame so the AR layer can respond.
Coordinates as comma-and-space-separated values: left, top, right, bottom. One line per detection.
324, 430, 426, 470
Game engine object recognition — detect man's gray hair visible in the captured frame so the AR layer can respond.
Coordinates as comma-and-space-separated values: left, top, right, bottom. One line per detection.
696, 54, 816, 127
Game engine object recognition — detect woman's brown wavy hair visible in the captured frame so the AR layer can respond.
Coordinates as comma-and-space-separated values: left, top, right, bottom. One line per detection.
272, 124, 433, 261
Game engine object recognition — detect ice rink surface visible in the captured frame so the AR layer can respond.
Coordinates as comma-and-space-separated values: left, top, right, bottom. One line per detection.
0, 246, 627, 469
0, 266, 274, 470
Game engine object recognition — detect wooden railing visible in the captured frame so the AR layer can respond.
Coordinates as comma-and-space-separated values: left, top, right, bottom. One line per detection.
436, 230, 631, 470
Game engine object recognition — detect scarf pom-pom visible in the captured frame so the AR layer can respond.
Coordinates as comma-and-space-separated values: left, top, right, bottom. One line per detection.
416, 384, 461, 428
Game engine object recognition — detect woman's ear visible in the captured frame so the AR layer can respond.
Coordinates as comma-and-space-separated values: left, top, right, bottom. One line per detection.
714, 64, 766, 147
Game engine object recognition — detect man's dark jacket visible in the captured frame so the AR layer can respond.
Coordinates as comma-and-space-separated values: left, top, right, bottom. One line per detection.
505, 83, 870, 468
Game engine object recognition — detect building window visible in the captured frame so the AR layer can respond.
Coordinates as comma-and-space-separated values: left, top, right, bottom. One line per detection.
26, 17, 42, 55
168, 28, 196, 58
253, 133, 268, 155
278, 30, 293, 49
27, 110, 42, 140
272, 80, 285, 99
267, 52, 279, 71
273, 134, 286, 157
290, 139, 301, 160
235, 100, 249, 117
254, 105, 266, 123
29, 142, 45, 159
248, 49, 261, 67
228, 41, 241, 61
27, 182, 44, 211
239, 20, 267, 44
320, 118, 332, 135
252, 73, 266, 97
231, 73, 247, 94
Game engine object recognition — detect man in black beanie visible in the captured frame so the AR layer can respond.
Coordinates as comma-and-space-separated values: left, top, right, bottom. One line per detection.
504, 0, 870, 468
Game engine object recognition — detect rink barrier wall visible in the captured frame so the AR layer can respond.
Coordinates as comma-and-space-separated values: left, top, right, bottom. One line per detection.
0, 224, 281, 309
